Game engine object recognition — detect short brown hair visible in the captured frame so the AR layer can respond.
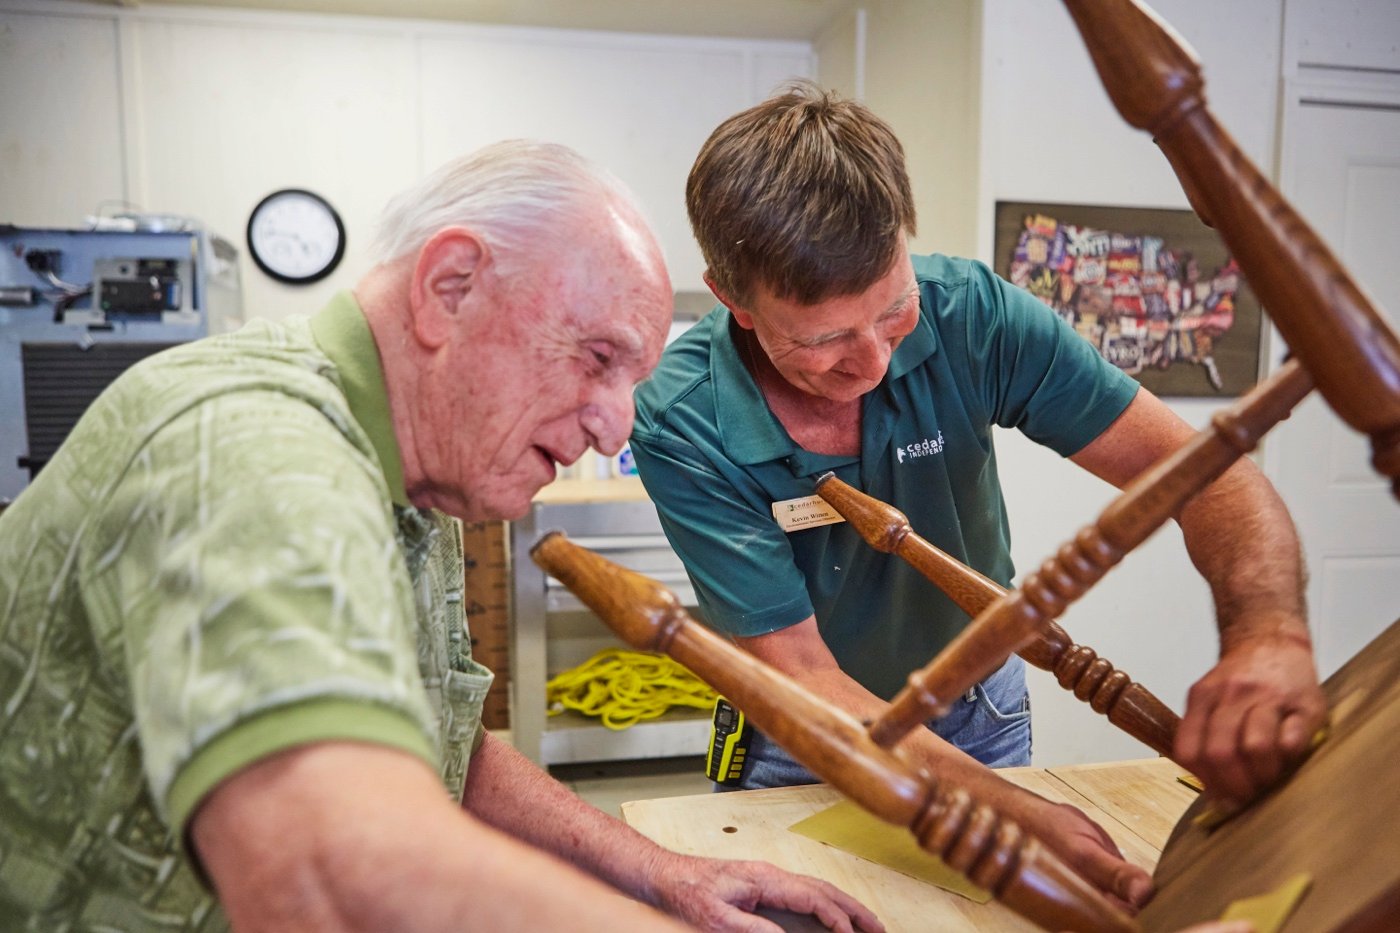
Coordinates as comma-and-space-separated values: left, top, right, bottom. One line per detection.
686, 80, 916, 308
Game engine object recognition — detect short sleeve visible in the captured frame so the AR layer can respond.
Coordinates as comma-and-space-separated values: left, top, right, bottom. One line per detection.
964, 264, 1139, 456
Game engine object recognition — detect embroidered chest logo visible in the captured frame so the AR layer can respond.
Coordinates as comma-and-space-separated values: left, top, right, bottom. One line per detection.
896, 431, 945, 464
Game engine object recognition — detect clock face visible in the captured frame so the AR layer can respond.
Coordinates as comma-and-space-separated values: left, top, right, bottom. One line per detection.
246, 189, 346, 284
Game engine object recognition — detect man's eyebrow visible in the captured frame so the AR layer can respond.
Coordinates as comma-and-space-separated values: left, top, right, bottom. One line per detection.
592, 329, 644, 361
796, 283, 918, 346
881, 283, 918, 316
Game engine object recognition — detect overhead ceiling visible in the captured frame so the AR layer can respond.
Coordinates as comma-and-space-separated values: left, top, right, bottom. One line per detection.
100, 0, 857, 41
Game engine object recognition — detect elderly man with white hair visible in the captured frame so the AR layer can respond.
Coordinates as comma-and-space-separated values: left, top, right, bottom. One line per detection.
0, 140, 881, 933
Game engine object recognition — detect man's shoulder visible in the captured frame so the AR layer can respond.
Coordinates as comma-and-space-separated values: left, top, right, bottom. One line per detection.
117, 316, 338, 411
911, 251, 971, 282
633, 311, 723, 433
157, 314, 321, 374
61, 317, 351, 480
911, 254, 1036, 334
911, 253, 1003, 300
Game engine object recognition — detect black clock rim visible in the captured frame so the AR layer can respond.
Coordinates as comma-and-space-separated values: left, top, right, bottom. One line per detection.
246, 187, 347, 286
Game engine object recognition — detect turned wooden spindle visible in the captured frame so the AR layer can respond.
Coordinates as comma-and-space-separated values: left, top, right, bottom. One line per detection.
869, 359, 1314, 749
531, 531, 1140, 933
1062, 0, 1400, 499
814, 472, 1180, 759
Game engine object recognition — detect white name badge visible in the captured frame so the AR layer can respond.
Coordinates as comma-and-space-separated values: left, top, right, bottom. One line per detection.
771, 495, 846, 533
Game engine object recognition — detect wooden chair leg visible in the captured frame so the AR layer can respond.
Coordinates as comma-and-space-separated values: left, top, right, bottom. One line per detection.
815, 473, 1180, 759
531, 531, 1141, 933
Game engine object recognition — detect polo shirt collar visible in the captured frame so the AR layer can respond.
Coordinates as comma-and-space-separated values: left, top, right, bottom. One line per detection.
888, 291, 937, 378
709, 289, 939, 468
710, 309, 796, 466
309, 292, 410, 507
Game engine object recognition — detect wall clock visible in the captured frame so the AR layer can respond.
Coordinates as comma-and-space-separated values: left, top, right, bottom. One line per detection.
246, 188, 346, 285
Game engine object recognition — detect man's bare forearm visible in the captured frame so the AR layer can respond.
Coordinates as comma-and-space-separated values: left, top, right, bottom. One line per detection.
1177, 457, 1309, 644
460, 732, 679, 904
195, 742, 685, 932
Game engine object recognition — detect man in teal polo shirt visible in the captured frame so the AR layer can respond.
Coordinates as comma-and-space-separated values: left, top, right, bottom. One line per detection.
630, 81, 1327, 911
0, 141, 881, 933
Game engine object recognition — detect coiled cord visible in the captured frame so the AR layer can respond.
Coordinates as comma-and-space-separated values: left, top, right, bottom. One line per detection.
545, 649, 717, 730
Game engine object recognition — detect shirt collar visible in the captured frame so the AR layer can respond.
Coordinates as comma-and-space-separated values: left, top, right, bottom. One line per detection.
889, 290, 937, 379
709, 289, 938, 468
309, 291, 410, 507
710, 309, 797, 466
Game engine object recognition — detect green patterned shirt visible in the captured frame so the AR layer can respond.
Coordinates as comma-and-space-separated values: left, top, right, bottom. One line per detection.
0, 293, 493, 931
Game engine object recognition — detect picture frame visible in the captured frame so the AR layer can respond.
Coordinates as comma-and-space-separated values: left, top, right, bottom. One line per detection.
992, 201, 1264, 397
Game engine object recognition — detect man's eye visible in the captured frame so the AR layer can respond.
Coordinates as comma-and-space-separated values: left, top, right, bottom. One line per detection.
587, 345, 613, 367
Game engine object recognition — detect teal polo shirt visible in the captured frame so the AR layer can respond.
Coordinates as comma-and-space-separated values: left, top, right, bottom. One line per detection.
630, 254, 1138, 700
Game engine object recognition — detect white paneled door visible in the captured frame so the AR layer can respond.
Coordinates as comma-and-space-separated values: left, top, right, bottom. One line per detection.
1265, 89, 1400, 677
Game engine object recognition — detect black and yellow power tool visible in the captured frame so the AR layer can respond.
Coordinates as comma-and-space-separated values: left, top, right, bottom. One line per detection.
704, 697, 752, 786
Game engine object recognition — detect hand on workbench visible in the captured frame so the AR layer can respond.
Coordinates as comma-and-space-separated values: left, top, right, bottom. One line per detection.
1175, 628, 1326, 807
645, 851, 884, 932
1014, 795, 1154, 913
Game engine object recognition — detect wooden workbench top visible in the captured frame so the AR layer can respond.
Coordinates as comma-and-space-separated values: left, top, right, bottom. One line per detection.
621, 757, 1196, 932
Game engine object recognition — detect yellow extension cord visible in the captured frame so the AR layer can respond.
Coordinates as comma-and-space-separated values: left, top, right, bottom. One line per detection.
545, 648, 717, 730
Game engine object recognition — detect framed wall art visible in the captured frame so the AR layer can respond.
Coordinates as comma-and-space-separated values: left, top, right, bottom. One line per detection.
993, 201, 1264, 397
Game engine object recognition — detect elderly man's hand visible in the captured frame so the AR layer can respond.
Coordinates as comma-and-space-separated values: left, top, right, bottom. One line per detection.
645, 852, 884, 933
1175, 629, 1327, 806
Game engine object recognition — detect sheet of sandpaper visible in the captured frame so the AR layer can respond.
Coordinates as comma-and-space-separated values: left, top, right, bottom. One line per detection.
788, 800, 991, 902
1220, 873, 1312, 933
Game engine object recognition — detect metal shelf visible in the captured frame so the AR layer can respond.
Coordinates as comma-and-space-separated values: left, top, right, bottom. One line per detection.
539, 708, 712, 766
509, 482, 705, 766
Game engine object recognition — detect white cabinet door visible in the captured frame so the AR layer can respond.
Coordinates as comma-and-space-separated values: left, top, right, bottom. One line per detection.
1265, 92, 1400, 676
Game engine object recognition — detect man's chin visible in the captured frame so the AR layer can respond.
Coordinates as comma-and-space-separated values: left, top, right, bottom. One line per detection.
497, 477, 555, 521
468, 487, 538, 522
807, 381, 878, 404
417, 484, 538, 523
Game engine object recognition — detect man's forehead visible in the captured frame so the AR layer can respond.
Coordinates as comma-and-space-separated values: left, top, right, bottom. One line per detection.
761, 273, 916, 328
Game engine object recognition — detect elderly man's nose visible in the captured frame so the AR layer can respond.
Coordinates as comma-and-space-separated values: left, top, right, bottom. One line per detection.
582, 388, 635, 456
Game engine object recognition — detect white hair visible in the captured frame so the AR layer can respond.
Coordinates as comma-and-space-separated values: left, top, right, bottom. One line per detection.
372, 140, 649, 269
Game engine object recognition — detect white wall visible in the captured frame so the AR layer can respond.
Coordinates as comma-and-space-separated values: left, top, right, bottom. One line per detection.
0, 0, 813, 321
863, 0, 981, 261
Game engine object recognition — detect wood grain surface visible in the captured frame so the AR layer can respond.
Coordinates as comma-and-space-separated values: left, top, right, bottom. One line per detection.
1140, 619, 1400, 932
622, 758, 1191, 933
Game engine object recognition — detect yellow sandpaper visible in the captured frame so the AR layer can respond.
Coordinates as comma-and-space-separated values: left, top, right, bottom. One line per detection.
788, 800, 991, 903
1177, 773, 1204, 792
1219, 872, 1311, 933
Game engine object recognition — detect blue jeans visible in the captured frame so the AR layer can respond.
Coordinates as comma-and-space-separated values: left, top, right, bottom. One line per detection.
720, 655, 1031, 791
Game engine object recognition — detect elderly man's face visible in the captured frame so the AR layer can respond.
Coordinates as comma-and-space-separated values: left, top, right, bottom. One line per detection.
425, 207, 671, 521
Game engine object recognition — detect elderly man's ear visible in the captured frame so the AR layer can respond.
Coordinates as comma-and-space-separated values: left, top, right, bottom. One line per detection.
409, 227, 487, 349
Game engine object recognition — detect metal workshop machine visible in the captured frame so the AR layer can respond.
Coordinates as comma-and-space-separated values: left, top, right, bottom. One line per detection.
0, 220, 244, 501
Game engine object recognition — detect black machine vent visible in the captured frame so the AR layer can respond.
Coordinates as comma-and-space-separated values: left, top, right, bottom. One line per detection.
19, 342, 175, 479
